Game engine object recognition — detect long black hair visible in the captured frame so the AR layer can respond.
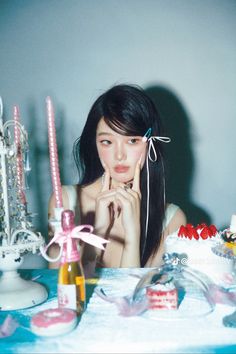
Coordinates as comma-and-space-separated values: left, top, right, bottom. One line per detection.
73, 84, 166, 266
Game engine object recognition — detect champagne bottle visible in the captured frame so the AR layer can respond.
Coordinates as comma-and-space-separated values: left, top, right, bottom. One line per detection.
58, 210, 86, 315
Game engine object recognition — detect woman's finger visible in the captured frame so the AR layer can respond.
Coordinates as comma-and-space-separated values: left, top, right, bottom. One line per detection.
115, 187, 141, 231
101, 161, 111, 192
132, 155, 142, 193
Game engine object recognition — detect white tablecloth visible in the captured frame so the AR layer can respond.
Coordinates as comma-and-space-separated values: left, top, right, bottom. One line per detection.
15, 268, 236, 353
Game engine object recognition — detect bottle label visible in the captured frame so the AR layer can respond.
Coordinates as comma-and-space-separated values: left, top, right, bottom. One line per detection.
58, 284, 77, 310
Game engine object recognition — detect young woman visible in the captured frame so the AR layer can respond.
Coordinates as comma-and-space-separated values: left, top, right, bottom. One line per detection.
48, 84, 186, 269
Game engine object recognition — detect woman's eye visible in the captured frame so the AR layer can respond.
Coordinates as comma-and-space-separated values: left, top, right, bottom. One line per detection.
100, 140, 112, 145
128, 138, 139, 145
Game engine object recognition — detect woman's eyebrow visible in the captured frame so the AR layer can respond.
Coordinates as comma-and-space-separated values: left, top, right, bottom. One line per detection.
97, 132, 114, 136
97, 132, 142, 138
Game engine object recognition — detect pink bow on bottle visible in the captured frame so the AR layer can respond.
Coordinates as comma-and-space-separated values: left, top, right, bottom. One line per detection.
41, 225, 109, 263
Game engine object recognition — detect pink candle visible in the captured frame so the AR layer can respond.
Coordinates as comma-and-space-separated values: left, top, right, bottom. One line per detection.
46, 96, 63, 209
14, 105, 26, 205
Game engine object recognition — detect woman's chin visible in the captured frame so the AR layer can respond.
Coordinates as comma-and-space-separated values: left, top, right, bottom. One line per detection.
111, 174, 133, 185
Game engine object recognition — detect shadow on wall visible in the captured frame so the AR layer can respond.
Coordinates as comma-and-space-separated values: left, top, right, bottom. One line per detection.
145, 85, 211, 225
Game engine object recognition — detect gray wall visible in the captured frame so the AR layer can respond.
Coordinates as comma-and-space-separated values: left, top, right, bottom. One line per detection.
1, 0, 236, 252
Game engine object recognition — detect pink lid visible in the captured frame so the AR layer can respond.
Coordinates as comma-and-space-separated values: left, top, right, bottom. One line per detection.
60, 210, 80, 264
61, 210, 75, 232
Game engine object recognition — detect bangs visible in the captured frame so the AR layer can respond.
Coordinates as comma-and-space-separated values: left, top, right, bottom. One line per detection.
103, 115, 144, 137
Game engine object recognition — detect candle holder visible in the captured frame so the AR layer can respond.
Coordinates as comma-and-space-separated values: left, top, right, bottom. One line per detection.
0, 99, 47, 310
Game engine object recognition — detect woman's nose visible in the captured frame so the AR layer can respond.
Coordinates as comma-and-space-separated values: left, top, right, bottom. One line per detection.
115, 143, 126, 161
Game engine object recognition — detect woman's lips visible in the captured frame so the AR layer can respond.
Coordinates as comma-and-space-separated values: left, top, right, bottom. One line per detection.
114, 165, 130, 173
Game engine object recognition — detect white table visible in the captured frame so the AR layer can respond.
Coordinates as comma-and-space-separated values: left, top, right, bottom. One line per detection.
1, 268, 236, 353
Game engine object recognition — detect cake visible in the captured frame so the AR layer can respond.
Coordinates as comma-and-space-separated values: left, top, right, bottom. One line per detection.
165, 223, 234, 284
222, 215, 236, 256
146, 277, 178, 310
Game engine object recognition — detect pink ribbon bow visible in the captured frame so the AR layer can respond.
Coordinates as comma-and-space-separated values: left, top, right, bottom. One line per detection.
45, 224, 109, 253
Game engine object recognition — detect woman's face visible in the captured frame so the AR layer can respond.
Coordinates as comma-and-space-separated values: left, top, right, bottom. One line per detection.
96, 118, 146, 184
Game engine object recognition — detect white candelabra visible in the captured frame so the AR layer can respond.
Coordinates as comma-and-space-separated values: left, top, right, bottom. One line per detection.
0, 97, 48, 310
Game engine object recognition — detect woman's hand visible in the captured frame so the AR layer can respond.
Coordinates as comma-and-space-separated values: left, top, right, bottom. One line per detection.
94, 158, 141, 237
94, 163, 116, 234
114, 157, 141, 245
94, 158, 142, 267
118, 158, 142, 266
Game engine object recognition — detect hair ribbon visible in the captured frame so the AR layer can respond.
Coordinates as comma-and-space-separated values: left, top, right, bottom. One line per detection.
144, 136, 171, 162
141, 129, 171, 261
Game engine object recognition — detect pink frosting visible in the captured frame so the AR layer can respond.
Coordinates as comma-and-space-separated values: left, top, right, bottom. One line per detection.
31, 308, 76, 328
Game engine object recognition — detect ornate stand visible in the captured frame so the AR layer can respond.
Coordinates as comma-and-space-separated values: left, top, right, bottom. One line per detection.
0, 100, 47, 310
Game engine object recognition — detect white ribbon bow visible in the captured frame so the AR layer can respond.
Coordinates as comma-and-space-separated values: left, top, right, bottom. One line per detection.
142, 135, 171, 162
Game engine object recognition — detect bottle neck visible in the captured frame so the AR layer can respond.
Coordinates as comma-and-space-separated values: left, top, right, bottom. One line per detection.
60, 239, 80, 264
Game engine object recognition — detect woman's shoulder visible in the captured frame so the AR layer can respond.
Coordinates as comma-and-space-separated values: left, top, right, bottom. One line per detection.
61, 184, 81, 224
61, 184, 78, 210
165, 203, 180, 219
164, 203, 180, 226
48, 185, 78, 215
163, 203, 187, 235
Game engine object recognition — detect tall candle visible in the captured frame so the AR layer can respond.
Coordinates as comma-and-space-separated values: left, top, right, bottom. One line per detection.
46, 96, 63, 209
13, 105, 26, 204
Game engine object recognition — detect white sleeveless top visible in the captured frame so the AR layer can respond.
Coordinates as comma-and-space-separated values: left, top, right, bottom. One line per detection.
63, 185, 78, 211
63, 185, 179, 230
163, 203, 180, 230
